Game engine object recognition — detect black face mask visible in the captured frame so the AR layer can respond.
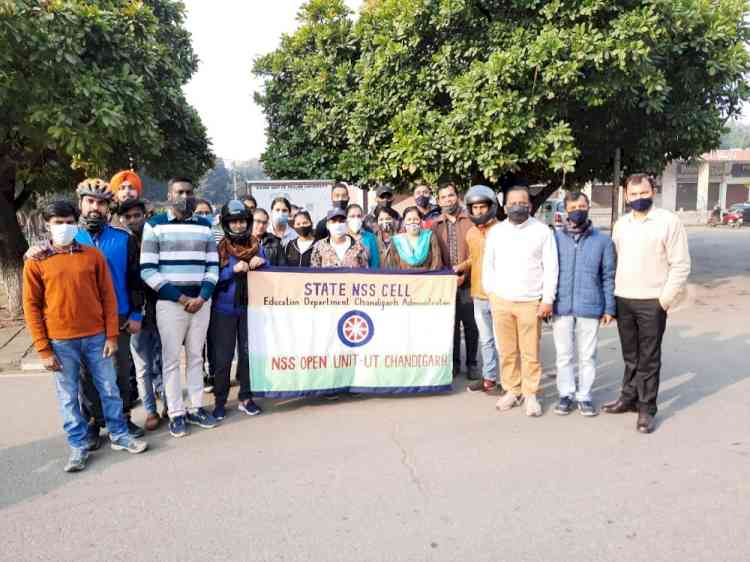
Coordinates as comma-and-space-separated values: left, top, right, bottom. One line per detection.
507, 204, 530, 224
567, 209, 589, 227
82, 214, 106, 233
332, 200, 349, 210
174, 196, 197, 218
295, 225, 313, 238
415, 195, 431, 209
470, 206, 497, 226
441, 202, 459, 216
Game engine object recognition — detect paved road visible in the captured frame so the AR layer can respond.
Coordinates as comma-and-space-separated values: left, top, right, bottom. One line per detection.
1, 227, 749, 562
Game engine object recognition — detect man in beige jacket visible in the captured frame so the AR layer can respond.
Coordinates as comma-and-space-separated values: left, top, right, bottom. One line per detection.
602, 173, 691, 433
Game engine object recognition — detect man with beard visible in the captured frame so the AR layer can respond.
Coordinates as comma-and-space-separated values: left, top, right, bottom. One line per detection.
74, 179, 146, 443
109, 170, 142, 228
120, 198, 165, 430
140, 177, 219, 439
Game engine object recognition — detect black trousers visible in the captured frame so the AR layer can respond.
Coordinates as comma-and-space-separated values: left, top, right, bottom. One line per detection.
81, 315, 133, 426
209, 308, 252, 406
453, 287, 479, 368
615, 297, 667, 415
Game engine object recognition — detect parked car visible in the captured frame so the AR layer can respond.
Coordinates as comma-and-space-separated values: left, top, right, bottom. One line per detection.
722, 203, 750, 227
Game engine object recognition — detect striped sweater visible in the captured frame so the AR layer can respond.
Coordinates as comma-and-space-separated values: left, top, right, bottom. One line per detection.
140, 211, 219, 302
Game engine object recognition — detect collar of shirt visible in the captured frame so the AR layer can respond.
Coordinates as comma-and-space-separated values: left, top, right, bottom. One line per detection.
40, 240, 83, 257
167, 208, 199, 223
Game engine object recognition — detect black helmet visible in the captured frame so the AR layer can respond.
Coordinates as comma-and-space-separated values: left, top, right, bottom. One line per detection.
464, 185, 498, 225
220, 199, 252, 242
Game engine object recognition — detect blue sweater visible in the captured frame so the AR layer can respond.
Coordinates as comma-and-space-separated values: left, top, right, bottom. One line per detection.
140, 212, 219, 302
553, 226, 616, 319
213, 255, 244, 317
76, 225, 142, 321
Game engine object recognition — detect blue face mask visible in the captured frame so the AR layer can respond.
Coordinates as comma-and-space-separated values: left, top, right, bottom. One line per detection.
630, 197, 653, 212
567, 209, 589, 226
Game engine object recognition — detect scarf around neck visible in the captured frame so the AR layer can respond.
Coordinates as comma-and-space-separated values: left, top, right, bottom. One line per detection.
392, 230, 432, 266
218, 237, 259, 268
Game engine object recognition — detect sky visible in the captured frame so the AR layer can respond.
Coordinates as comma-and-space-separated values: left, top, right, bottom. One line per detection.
183, 0, 362, 162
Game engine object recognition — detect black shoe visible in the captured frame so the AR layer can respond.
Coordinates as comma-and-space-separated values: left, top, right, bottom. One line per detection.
86, 425, 101, 452
554, 396, 574, 415
127, 419, 145, 438
601, 398, 637, 414
637, 411, 656, 434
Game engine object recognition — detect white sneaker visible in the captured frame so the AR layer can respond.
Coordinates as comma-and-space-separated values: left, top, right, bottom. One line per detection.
525, 395, 542, 417
495, 392, 520, 411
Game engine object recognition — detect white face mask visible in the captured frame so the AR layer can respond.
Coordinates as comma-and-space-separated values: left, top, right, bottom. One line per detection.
49, 224, 78, 246
405, 222, 421, 234
328, 222, 347, 237
347, 217, 363, 233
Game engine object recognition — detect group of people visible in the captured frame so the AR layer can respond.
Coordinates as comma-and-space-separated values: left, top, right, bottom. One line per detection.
22, 170, 691, 474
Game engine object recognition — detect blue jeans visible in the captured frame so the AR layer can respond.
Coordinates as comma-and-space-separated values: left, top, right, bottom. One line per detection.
552, 316, 600, 402
51, 333, 128, 449
130, 325, 163, 415
473, 298, 499, 381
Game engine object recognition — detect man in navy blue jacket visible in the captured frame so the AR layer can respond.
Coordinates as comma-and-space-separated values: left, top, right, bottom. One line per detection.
552, 191, 616, 416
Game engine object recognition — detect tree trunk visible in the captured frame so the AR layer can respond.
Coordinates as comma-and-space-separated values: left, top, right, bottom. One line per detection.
0, 165, 29, 319
530, 180, 563, 215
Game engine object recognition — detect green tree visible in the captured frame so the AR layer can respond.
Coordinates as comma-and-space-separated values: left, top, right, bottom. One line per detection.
253, 0, 359, 180
254, 0, 750, 199
198, 159, 231, 203
0, 0, 214, 315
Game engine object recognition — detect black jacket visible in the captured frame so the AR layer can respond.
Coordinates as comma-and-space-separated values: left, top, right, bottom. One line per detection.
285, 238, 314, 267
259, 233, 287, 266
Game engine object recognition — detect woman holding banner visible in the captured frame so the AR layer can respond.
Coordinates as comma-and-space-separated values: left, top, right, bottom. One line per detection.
310, 209, 369, 268
384, 206, 443, 271
209, 200, 266, 421
285, 211, 316, 267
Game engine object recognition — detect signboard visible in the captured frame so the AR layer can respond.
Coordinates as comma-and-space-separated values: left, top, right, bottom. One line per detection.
247, 180, 334, 224
247, 268, 457, 397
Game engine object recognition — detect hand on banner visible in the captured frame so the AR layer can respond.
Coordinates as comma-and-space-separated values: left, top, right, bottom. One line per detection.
248, 256, 266, 270
234, 261, 250, 274
537, 303, 553, 319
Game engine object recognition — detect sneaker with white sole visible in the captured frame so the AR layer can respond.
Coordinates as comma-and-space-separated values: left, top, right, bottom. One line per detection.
110, 436, 149, 454
496, 392, 521, 411
525, 395, 542, 417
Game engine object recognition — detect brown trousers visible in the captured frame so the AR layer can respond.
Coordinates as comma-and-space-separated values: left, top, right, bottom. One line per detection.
490, 297, 542, 396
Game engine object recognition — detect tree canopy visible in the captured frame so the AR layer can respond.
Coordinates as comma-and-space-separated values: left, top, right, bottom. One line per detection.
0, 0, 214, 314
254, 0, 750, 196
